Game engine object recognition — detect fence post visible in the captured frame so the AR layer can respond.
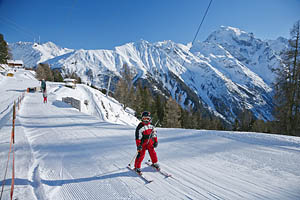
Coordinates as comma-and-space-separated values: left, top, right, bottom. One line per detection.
10, 144, 15, 200
12, 102, 15, 144
18, 97, 20, 110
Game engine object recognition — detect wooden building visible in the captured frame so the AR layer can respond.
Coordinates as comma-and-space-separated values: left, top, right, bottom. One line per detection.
64, 78, 77, 89
7, 60, 24, 68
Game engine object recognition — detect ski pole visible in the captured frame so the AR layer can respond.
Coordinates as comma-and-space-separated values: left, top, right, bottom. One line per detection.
145, 120, 159, 147
128, 151, 139, 167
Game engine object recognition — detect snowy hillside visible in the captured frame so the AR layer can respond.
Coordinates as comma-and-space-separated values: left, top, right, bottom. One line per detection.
9, 26, 286, 123
50, 83, 139, 126
1, 69, 300, 200
0, 69, 139, 127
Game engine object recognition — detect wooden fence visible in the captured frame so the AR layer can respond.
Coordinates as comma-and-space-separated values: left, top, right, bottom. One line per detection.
0, 93, 25, 200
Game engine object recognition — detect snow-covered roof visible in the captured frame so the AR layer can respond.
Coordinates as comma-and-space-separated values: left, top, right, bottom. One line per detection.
63, 78, 77, 82
7, 60, 23, 65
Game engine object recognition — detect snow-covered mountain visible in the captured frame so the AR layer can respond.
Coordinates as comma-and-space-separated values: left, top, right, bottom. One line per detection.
203, 26, 280, 85
266, 36, 289, 56
9, 41, 74, 68
9, 26, 286, 124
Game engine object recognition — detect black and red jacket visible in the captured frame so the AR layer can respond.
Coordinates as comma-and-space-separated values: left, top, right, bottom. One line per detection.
135, 122, 158, 146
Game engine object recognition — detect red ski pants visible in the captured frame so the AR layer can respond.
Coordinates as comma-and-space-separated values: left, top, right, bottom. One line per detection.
134, 139, 158, 169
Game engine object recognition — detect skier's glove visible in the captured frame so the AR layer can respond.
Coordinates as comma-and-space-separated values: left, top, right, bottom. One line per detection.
153, 142, 158, 148
137, 145, 142, 151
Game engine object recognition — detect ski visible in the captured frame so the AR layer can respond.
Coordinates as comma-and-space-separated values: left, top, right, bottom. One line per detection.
127, 166, 153, 183
145, 161, 172, 178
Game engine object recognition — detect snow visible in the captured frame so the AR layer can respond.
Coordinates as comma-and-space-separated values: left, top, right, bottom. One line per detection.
1, 69, 300, 200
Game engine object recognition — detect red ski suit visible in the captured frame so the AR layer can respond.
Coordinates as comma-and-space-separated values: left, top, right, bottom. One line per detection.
134, 121, 158, 169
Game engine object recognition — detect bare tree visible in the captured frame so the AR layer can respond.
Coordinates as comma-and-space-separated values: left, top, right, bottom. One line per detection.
114, 63, 135, 109
36, 63, 53, 81
273, 20, 300, 135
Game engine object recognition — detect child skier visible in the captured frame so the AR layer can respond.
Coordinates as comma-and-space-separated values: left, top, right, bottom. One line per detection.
134, 111, 159, 173
43, 89, 47, 103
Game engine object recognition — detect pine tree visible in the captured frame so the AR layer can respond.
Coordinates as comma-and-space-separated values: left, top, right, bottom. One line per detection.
273, 20, 300, 136
163, 97, 181, 128
233, 118, 240, 131
194, 110, 204, 129
156, 95, 164, 122
251, 119, 267, 133
133, 81, 143, 116
211, 117, 224, 130
150, 95, 164, 124
140, 86, 152, 112
0, 34, 11, 64
52, 69, 64, 82
180, 104, 195, 129
238, 109, 255, 131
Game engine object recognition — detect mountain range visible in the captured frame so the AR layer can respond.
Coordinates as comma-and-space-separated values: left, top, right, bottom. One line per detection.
9, 26, 289, 125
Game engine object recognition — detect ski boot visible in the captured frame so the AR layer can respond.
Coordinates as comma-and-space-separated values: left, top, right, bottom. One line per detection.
151, 163, 160, 170
134, 168, 142, 174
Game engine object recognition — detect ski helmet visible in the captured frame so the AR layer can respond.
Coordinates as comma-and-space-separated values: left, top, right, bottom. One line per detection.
141, 111, 151, 123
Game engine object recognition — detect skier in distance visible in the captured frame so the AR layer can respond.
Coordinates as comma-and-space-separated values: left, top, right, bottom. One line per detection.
43, 88, 47, 103
41, 79, 46, 92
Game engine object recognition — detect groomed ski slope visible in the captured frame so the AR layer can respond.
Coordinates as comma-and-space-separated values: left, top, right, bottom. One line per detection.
1, 71, 300, 200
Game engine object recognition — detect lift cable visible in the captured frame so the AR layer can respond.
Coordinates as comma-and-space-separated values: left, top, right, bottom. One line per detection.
181, 0, 213, 67
191, 0, 213, 46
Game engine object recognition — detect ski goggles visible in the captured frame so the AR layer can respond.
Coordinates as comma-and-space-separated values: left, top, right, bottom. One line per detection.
142, 117, 151, 121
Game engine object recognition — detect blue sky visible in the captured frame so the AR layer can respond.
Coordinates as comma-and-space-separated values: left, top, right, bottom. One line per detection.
0, 0, 300, 50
